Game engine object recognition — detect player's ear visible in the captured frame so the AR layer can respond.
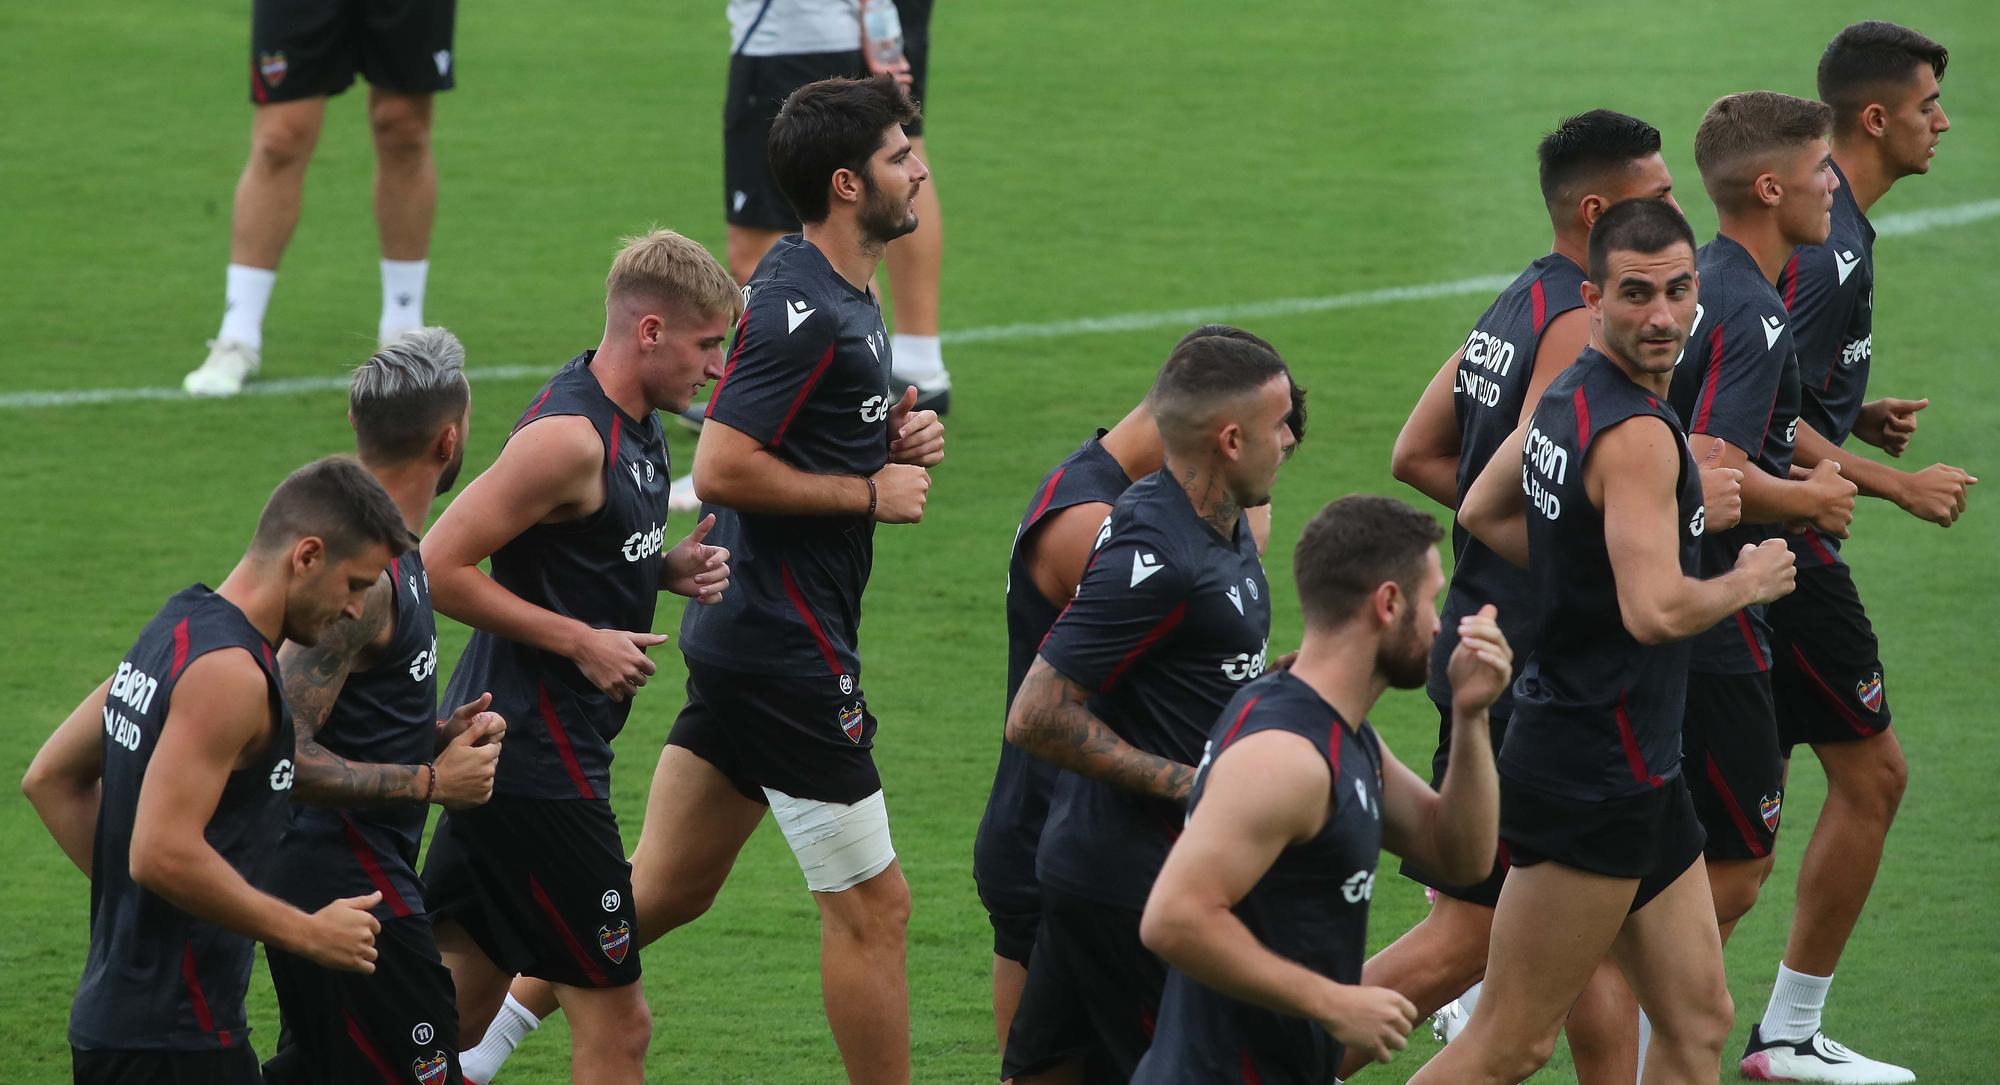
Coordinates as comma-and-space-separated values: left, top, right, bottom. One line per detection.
1578, 194, 1606, 231
830, 166, 863, 209
1754, 171, 1781, 209
436, 418, 461, 464
637, 313, 664, 349
292, 535, 326, 577
1373, 579, 1401, 630
1862, 102, 1888, 139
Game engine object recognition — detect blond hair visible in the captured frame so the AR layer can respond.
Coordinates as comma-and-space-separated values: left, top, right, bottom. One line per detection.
605, 228, 742, 322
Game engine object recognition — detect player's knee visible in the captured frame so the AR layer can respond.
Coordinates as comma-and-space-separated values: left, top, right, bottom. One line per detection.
584, 994, 654, 1063
250, 116, 318, 173
824, 868, 911, 945
1500, 1030, 1561, 1081
1838, 743, 1907, 817
637, 879, 721, 939
369, 97, 432, 159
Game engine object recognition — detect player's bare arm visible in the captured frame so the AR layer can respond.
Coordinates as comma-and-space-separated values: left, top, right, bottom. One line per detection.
694, 416, 931, 522
886, 385, 945, 467
22, 676, 114, 876
1138, 729, 1418, 1065
1458, 420, 1530, 567
1517, 309, 1591, 425
1792, 417, 1974, 526
1390, 349, 1465, 509
1689, 432, 1857, 537
1378, 605, 1508, 885
129, 650, 384, 974
1596, 416, 1796, 644
425, 414, 667, 701
660, 512, 732, 603
1006, 659, 1194, 802
1025, 501, 1114, 606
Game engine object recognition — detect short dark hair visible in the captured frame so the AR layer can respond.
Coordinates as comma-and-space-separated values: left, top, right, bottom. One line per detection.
1819, 21, 1948, 131
1537, 110, 1663, 208
1587, 198, 1697, 285
1693, 91, 1834, 212
768, 75, 921, 224
351, 329, 471, 462
1170, 323, 1305, 442
1293, 496, 1444, 630
1144, 328, 1291, 452
252, 456, 414, 560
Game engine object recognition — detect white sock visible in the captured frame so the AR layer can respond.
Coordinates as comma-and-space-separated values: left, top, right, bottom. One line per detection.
890, 333, 948, 386
1457, 979, 1483, 1017
1759, 962, 1833, 1042
1637, 1009, 1652, 1081
379, 258, 429, 343
459, 992, 539, 1080
217, 264, 276, 349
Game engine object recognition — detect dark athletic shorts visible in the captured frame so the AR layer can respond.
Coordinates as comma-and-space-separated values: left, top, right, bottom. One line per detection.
976, 877, 1040, 965
1768, 562, 1891, 750
422, 795, 641, 989
723, 50, 865, 230
1400, 701, 1512, 907
263, 914, 462, 1085
72, 1047, 262, 1085
668, 659, 882, 805
1002, 889, 1162, 1083
1684, 671, 1785, 861
1501, 773, 1706, 913
250, 0, 455, 104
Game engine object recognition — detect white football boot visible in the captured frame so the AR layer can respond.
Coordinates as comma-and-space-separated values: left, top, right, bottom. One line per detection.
1740, 1026, 1915, 1083
183, 339, 260, 397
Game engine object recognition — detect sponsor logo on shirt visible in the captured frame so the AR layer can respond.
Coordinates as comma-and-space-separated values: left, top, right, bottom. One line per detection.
110, 660, 160, 715
1341, 869, 1375, 904
409, 636, 437, 682
622, 523, 666, 562
1221, 641, 1269, 682
860, 393, 890, 423
785, 299, 817, 334
1841, 334, 1871, 368
1689, 505, 1706, 538
270, 759, 295, 791
1456, 329, 1518, 408
1762, 315, 1786, 350
1129, 552, 1165, 588
1523, 424, 1568, 521
1835, 250, 1860, 284
1225, 585, 1243, 614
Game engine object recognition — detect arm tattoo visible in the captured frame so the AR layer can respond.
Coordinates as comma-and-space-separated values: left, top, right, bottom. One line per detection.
282, 578, 425, 807
1010, 666, 1193, 802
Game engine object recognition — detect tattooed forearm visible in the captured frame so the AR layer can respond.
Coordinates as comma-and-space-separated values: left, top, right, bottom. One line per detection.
278, 578, 428, 808
1005, 664, 1193, 802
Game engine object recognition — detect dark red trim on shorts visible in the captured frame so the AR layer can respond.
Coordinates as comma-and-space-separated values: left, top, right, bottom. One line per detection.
180, 942, 231, 1047
1027, 469, 1067, 526
1733, 610, 1769, 671
1702, 751, 1767, 857
1693, 325, 1726, 433
344, 1011, 405, 1084
170, 618, 191, 678
705, 308, 754, 419
341, 814, 415, 918
250, 62, 268, 105
1783, 252, 1801, 311
527, 873, 610, 986
1613, 691, 1665, 788
1572, 386, 1592, 448
536, 683, 599, 799
1100, 602, 1188, 692
1530, 279, 1548, 334
1241, 1048, 1266, 1085
1784, 643, 1871, 736
1217, 697, 1261, 748
779, 562, 846, 675
1803, 530, 1838, 565
771, 342, 840, 448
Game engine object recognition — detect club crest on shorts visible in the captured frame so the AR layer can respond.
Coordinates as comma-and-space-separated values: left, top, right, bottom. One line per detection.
838, 702, 865, 743
258, 52, 288, 87
412, 1051, 450, 1085
1759, 791, 1783, 831
598, 920, 632, 964
1856, 672, 1884, 713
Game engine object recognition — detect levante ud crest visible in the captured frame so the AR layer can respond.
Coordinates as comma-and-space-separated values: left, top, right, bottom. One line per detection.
413, 1051, 450, 1085
1856, 672, 1885, 714
839, 703, 865, 743
599, 920, 632, 964
258, 52, 287, 87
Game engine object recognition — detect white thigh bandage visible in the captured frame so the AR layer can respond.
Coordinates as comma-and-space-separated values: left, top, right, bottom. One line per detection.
762, 787, 897, 893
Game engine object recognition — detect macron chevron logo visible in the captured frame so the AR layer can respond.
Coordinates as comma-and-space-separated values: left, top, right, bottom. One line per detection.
1835, 250, 1860, 284
1130, 552, 1165, 588
1226, 585, 1243, 614
786, 299, 816, 333
1762, 314, 1786, 350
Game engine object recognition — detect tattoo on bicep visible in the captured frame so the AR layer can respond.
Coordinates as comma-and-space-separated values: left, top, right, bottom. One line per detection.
281, 583, 420, 805
1018, 669, 1190, 798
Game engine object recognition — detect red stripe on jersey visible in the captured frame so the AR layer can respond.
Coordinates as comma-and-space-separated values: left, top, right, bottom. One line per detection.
1803, 531, 1838, 565
1100, 602, 1188, 693
536, 683, 599, 800
345, 1011, 406, 1084
1784, 643, 1871, 735
522, 386, 555, 423
1326, 719, 1345, 775
607, 414, 623, 468
170, 618, 191, 678
1703, 751, 1768, 857
389, 556, 400, 581
1217, 697, 1262, 748
780, 562, 846, 676
341, 814, 414, 918
1028, 468, 1068, 526
1571, 386, 1592, 448
1693, 324, 1726, 433
1783, 252, 1801, 312
1530, 279, 1548, 334
1733, 610, 1769, 672
1613, 691, 1665, 788
180, 942, 231, 1046
771, 342, 841, 448
1241, 1048, 1267, 1085
528, 873, 610, 986
705, 307, 755, 419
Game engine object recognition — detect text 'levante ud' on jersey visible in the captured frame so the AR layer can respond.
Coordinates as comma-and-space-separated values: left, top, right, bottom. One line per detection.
974, 432, 1135, 905
1034, 470, 1272, 911
1429, 252, 1589, 713
266, 550, 440, 922
1503, 349, 1704, 803
441, 353, 669, 802
1668, 234, 1803, 676
1134, 671, 1385, 1085
681, 234, 894, 685
71, 585, 295, 1054
1777, 158, 1875, 570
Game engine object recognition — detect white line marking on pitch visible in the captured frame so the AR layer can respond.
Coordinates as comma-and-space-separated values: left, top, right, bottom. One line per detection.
5, 198, 1994, 410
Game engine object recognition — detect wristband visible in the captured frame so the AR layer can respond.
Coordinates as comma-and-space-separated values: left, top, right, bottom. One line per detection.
865, 476, 878, 520
422, 761, 437, 804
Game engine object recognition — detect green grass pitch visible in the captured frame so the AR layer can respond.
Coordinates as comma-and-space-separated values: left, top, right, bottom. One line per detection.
2, 1, 1995, 1080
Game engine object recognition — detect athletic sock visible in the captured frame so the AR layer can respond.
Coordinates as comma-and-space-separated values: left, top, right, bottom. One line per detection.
217, 264, 276, 350
459, 992, 539, 1080
378, 258, 429, 344
891, 333, 948, 387
1458, 980, 1483, 1017
1759, 962, 1833, 1043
